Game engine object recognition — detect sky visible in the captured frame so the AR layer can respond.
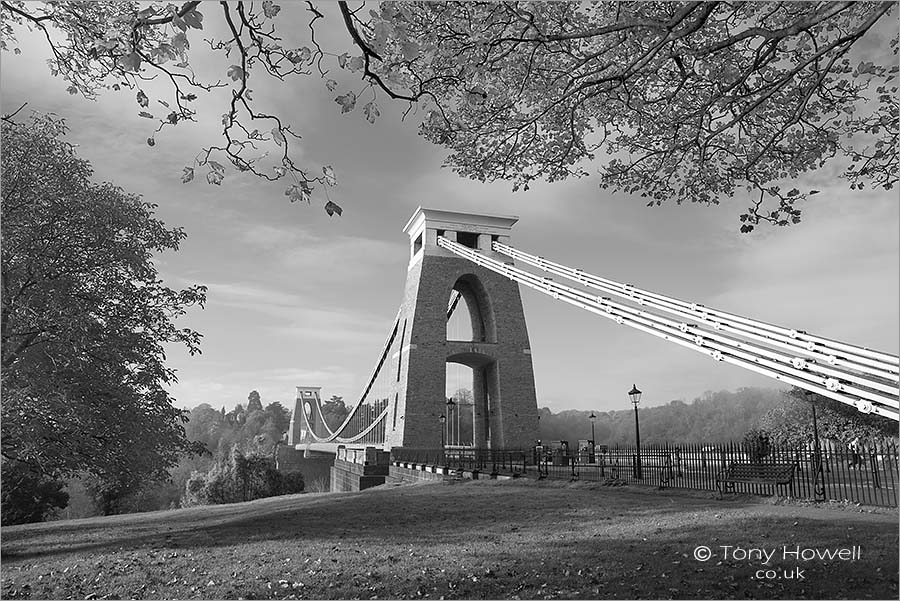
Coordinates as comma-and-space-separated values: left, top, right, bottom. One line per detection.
2, 3, 898, 417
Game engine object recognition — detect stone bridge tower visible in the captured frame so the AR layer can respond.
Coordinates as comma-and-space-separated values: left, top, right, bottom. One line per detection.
386, 207, 539, 450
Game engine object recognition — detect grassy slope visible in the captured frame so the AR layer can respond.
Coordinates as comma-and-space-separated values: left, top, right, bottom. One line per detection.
1, 479, 897, 600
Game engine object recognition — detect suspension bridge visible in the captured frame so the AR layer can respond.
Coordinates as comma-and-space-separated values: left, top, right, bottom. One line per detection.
284, 208, 899, 490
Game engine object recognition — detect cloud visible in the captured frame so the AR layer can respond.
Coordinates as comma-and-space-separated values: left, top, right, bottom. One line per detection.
710, 188, 899, 352
205, 280, 386, 341
166, 365, 357, 410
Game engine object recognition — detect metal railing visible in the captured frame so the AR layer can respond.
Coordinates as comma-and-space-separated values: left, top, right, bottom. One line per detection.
392, 439, 899, 507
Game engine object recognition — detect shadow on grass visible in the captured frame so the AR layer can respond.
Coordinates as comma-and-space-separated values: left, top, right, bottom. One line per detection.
2, 481, 896, 555
1, 483, 725, 557
2, 481, 897, 599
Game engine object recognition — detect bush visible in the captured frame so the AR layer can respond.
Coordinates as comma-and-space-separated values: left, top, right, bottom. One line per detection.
742, 429, 771, 462
1, 460, 69, 525
182, 447, 304, 506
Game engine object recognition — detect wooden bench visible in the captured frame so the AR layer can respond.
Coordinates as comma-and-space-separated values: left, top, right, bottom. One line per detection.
716, 462, 795, 498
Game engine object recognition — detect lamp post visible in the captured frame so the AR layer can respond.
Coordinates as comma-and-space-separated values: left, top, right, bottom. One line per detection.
805, 389, 826, 501
446, 398, 457, 447
588, 412, 597, 464
629, 384, 642, 479
439, 414, 447, 467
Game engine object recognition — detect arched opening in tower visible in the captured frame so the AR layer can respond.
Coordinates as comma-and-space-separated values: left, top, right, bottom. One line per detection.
446, 275, 496, 343
445, 362, 475, 446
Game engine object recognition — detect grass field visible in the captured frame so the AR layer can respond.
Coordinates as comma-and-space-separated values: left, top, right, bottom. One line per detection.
1, 479, 897, 599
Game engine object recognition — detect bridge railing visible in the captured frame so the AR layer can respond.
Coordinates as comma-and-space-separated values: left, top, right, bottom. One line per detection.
391, 447, 533, 473
391, 439, 898, 507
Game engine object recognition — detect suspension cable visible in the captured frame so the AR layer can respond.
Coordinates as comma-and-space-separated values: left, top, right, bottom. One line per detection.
302, 311, 401, 443
495, 242, 899, 377
438, 237, 899, 421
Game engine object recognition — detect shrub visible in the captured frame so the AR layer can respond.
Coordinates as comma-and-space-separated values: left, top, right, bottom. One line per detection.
1, 460, 69, 525
181, 447, 304, 506
742, 429, 771, 463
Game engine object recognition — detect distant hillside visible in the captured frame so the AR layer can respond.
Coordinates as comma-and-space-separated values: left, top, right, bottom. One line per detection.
539, 387, 785, 445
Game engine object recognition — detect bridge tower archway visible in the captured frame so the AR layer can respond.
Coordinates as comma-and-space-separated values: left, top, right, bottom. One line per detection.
386, 207, 539, 450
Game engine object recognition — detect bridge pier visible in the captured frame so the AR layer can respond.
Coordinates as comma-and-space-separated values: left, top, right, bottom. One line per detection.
330, 446, 391, 492
276, 445, 335, 491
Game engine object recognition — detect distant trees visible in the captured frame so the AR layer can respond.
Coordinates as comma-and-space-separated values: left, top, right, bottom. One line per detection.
186, 399, 291, 459
321, 395, 350, 430
54, 393, 294, 518
1, 113, 206, 523
539, 387, 785, 445
177, 393, 299, 507
247, 390, 264, 413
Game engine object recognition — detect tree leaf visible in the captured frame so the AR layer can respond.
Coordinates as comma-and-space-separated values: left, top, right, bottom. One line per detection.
118, 52, 141, 72
285, 184, 310, 203
334, 91, 356, 113
171, 32, 189, 53
363, 101, 380, 124
207, 170, 224, 185
287, 47, 311, 64
337, 53, 349, 68
324, 200, 343, 217
181, 167, 194, 183
147, 137, 155, 147
323, 165, 337, 186
262, 0, 280, 18
348, 55, 365, 72
138, 111, 154, 119
208, 161, 226, 173
271, 127, 285, 147
227, 65, 245, 82
136, 89, 149, 107
182, 7, 203, 30
325, 79, 338, 91
401, 41, 420, 61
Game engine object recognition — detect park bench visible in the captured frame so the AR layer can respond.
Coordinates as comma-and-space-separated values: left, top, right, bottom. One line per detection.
443, 468, 464, 484
716, 462, 795, 498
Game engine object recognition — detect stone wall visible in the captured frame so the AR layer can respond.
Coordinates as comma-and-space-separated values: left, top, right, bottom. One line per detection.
330, 458, 389, 492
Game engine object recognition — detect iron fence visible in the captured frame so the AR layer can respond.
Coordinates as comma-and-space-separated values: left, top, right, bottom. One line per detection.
392, 439, 899, 507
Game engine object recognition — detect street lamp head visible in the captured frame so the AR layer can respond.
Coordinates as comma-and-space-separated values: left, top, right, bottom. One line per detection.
589, 412, 597, 422
628, 384, 642, 406
447, 398, 456, 408
439, 414, 446, 424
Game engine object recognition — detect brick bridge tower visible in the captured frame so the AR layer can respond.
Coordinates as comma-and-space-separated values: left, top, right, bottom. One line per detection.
387, 207, 539, 450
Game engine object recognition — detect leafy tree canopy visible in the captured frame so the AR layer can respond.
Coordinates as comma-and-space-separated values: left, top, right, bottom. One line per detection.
2, 1, 896, 230
1, 112, 206, 490
759, 387, 896, 446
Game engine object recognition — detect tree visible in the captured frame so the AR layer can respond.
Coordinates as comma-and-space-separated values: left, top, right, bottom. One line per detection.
741, 428, 771, 462
247, 390, 264, 413
1, 112, 206, 519
2, 2, 896, 230
1, 459, 69, 525
322, 395, 350, 429
759, 387, 896, 446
